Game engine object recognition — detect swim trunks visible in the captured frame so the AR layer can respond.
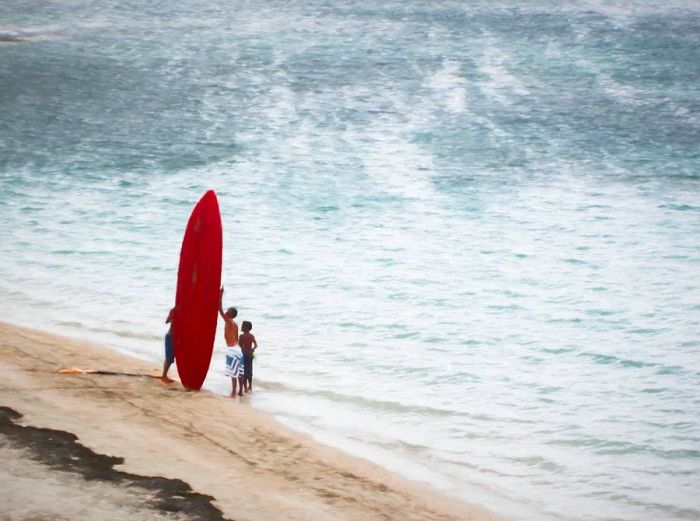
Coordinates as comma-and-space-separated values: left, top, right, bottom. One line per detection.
225, 346, 244, 378
243, 354, 253, 381
164, 332, 174, 364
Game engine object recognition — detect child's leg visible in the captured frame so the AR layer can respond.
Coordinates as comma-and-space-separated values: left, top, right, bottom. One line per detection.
162, 334, 174, 382
161, 361, 173, 383
230, 377, 237, 397
244, 356, 253, 392
238, 375, 245, 396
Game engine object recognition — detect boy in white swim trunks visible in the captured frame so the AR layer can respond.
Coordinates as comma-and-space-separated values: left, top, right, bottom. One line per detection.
219, 286, 244, 396
224, 345, 244, 396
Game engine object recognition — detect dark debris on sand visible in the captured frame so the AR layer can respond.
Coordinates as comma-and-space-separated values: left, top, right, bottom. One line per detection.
0, 406, 231, 521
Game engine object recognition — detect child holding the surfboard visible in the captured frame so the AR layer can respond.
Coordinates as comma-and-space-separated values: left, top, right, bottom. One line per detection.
161, 306, 176, 383
219, 287, 244, 396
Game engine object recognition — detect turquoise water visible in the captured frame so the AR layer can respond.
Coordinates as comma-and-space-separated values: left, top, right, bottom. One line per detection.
1, 1, 699, 519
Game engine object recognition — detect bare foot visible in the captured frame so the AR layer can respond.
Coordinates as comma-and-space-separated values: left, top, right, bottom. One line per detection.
238, 392, 243, 396
159, 378, 174, 385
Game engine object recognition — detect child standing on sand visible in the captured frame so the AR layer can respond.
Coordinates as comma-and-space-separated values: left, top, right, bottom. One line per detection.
161, 306, 176, 383
219, 286, 244, 396
239, 321, 258, 393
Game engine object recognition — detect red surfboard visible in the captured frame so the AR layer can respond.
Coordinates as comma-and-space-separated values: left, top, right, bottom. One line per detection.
172, 190, 223, 390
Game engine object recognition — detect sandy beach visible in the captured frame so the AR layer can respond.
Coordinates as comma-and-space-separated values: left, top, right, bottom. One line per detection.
0, 321, 502, 521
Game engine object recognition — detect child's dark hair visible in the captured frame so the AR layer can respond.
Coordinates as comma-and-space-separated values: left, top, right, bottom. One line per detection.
242, 320, 252, 332
227, 307, 238, 318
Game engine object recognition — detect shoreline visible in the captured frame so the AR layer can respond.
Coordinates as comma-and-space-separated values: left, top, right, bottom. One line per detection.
0, 320, 504, 521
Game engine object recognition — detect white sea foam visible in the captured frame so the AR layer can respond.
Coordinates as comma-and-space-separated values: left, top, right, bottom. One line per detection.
427, 58, 468, 113
476, 45, 530, 106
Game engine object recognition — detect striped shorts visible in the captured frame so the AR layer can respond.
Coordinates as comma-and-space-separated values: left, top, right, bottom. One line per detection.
225, 347, 244, 378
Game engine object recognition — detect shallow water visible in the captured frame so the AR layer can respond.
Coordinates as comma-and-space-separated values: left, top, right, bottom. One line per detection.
1, 1, 699, 520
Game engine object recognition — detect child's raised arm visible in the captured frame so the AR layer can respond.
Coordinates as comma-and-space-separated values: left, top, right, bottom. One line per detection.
218, 286, 226, 319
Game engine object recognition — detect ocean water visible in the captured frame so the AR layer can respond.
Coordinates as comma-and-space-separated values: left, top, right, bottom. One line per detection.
1, 1, 699, 520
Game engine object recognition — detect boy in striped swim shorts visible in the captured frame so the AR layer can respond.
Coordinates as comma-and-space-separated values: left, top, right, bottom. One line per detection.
219, 286, 244, 396
225, 344, 245, 397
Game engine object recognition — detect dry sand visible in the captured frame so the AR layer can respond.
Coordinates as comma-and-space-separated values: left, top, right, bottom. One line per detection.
0, 321, 504, 521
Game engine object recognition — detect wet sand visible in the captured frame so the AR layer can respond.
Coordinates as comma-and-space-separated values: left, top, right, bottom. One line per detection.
0, 321, 504, 521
